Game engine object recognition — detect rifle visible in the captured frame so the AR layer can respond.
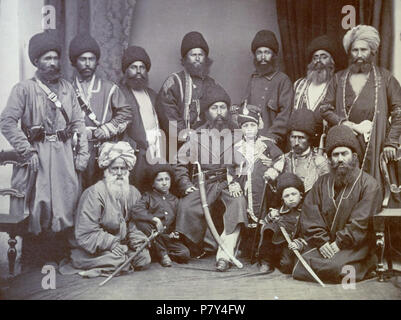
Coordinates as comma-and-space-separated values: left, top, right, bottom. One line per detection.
99, 229, 160, 286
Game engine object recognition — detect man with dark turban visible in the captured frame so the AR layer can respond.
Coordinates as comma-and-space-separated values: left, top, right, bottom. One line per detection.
120, 46, 165, 192
284, 109, 330, 193
69, 141, 151, 277
320, 25, 401, 192
69, 34, 131, 189
156, 31, 219, 155
242, 30, 294, 151
293, 125, 381, 283
0, 31, 89, 265
293, 35, 338, 137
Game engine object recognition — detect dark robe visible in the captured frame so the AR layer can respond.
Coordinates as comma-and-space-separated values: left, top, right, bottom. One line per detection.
293, 170, 382, 283
320, 66, 401, 191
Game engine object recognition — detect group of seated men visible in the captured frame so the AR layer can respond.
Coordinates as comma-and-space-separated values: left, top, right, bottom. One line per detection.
0, 23, 400, 284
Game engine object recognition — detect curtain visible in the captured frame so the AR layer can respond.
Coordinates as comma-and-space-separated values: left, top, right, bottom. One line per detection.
276, 0, 393, 81
44, 0, 136, 83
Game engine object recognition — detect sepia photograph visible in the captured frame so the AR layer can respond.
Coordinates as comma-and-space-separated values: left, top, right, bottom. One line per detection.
0, 0, 400, 305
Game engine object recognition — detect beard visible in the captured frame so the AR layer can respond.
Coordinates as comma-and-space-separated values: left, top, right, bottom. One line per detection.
37, 65, 61, 83
104, 169, 130, 201
330, 156, 358, 189
253, 56, 277, 76
349, 54, 374, 74
182, 57, 212, 78
306, 60, 335, 84
205, 112, 230, 131
125, 73, 148, 90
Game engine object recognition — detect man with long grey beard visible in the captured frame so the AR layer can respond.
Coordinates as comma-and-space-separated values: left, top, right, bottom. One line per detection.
293, 35, 338, 137
292, 125, 381, 283
69, 142, 151, 277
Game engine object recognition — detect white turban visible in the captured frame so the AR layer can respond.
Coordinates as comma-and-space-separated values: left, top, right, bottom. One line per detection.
98, 141, 136, 170
343, 25, 380, 54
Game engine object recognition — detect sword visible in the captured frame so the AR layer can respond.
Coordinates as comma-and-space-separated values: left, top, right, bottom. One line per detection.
279, 226, 325, 287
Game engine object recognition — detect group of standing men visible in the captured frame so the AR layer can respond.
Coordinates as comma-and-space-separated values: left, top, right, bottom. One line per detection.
1, 23, 400, 284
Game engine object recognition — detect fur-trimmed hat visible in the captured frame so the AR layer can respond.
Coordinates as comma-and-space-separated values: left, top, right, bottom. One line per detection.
237, 102, 262, 126
200, 84, 231, 115
69, 34, 101, 64
148, 164, 174, 185
325, 125, 362, 160
28, 31, 61, 66
306, 35, 337, 63
277, 172, 305, 198
122, 45, 151, 73
289, 109, 318, 138
181, 31, 209, 58
251, 30, 279, 54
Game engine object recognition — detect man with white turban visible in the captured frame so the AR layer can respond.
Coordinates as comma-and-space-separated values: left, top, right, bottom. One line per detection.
320, 25, 401, 191
69, 141, 151, 277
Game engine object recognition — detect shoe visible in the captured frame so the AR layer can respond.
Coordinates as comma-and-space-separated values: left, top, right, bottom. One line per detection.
160, 255, 172, 267
259, 261, 274, 274
216, 259, 231, 272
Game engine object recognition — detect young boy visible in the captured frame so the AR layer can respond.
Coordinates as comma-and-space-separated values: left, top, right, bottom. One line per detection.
131, 164, 190, 267
258, 172, 307, 274
231, 102, 285, 257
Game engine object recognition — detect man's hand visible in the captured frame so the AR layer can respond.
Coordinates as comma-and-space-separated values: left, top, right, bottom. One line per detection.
111, 243, 128, 256
93, 127, 107, 140
319, 242, 336, 259
185, 186, 198, 195
330, 241, 340, 254
342, 120, 356, 131
289, 241, 301, 251
261, 158, 273, 167
383, 146, 397, 163
152, 217, 164, 233
264, 168, 279, 181
228, 182, 243, 198
29, 153, 39, 172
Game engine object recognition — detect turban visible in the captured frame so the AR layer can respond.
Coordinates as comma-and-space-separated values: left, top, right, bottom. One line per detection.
200, 84, 231, 115
69, 34, 101, 64
289, 109, 318, 138
98, 141, 136, 171
277, 172, 305, 198
325, 125, 362, 161
122, 45, 151, 73
343, 25, 380, 54
251, 30, 279, 54
181, 31, 209, 58
28, 31, 61, 66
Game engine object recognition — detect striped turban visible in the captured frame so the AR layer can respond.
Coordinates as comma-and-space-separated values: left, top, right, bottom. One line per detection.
98, 141, 136, 170
343, 25, 380, 54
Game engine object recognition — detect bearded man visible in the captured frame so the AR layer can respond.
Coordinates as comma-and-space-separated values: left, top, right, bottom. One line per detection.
0, 32, 89, 264
243, 30, 293, 150
320, 25, 401, 191
120, 46, 164, 192
284, 109, 330, 193
293, 35, 337, 136
69, 34, 131, 189
174, 84, 248, 272
69, 141, 151, 276
157, 31, 218, 149
292, 125, 381, 283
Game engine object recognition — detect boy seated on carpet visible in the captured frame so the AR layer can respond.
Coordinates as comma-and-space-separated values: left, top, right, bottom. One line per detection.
258, 172, 307, 274
131, 164, 190, 267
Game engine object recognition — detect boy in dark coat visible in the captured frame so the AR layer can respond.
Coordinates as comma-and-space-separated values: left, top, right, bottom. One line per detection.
131, 164, 190, 267
258, 172, 307, 274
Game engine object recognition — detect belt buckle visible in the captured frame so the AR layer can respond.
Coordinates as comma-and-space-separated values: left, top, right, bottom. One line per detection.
45, 134, 58, 142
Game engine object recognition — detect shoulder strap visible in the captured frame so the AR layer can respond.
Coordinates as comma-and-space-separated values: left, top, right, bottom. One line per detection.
173, 73, 184, 103
35, 77, 70, 124
101, 83, 117, 125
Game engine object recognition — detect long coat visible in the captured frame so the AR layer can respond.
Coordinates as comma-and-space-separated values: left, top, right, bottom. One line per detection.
0, 77, 89, 235
293, 170, 382, 283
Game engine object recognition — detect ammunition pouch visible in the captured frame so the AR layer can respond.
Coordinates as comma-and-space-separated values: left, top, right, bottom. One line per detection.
25, 125, 72, 143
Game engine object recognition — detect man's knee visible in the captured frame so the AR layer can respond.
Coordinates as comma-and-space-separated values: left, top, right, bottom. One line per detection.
132, 249, 151, 270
